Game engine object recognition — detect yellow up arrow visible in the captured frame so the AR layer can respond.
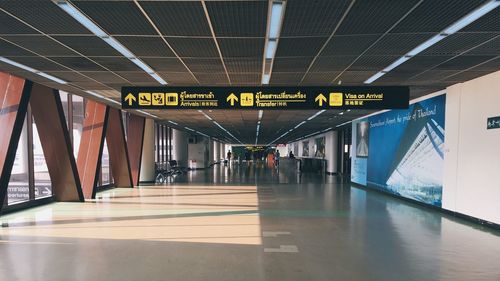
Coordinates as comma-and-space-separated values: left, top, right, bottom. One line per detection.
315, 93, 327, 106
227, 93, 238, 106
125, 93, 137, 106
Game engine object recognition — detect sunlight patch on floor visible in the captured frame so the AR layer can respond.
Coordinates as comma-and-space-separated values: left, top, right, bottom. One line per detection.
0, 186, 262, 245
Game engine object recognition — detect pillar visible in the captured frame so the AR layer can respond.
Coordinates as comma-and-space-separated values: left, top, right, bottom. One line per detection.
76, 101, 108, 199
208, 139, 214, 165
214, 141, 220, 162
220, 143, 225, 159
127, 114, 145, 186
105, 108, 133, 188
1, 73, 84, 206
326, 131, 338, 174
139, 118, 155, 183
30, 83, 84, 201
172, 128, 188, 167
0, 73, 31, 208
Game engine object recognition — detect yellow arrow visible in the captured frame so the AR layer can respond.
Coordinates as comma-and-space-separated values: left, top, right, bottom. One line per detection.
125, 93, 137, 106
315, 93, 327, 106
227, 93, 238, 106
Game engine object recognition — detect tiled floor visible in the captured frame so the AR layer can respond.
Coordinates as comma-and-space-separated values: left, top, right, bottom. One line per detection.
1, 160, 500, 281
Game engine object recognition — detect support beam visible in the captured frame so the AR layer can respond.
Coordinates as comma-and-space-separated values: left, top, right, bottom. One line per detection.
29, 84, 84, 202
106, 108, 133, 188
127, 114, 145, 186
76, 100, 108, 199
0, 73, 31, 209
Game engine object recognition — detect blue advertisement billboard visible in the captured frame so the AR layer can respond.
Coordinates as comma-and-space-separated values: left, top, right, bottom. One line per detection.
351, 118, 368, 185
351, 94, 446, 207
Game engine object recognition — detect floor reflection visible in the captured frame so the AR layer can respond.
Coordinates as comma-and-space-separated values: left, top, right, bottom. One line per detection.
1, 163, 500, 281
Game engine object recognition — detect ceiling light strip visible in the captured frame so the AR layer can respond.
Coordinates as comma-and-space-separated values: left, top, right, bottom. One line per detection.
85, 90, 122, 106
198, 110, 243, 144
336, 120, 353, 128
137, 110, 159, 119
55, 1, 167, 85
307, 109, 326, 121
364, 0, 500, 84
262, 0, 285, 84
163, 119, 209, 138
132, 1, 200, 85
198, 110, 213, 121
267, 109, 325, 145
291, 126, 334, 143
0, 56, 67, 84
0, 59, 124, 106
0, 10, 135, 90
298, 0, 356, 85
255, 110, 264, 145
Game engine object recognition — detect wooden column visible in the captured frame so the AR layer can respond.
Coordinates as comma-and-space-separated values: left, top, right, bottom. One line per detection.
0, 73, 31, 209
106, 108, 133, 188
76, 100, 108, 199
29, 83, 84, 202
127, 114, 145, 186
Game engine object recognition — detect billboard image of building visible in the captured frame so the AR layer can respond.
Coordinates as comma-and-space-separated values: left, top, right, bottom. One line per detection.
352, 94, 446, 207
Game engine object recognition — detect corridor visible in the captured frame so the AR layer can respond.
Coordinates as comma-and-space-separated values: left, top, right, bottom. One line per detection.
1, 162, 500, 281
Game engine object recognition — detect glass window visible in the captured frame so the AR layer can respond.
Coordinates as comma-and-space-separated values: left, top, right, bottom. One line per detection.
7, 116, 30, 205
122, 111, 128, 141
155, 123, 159, 163
101, 139, 112, 185
161, 125, 165, 162
72, 95, 85, 157
32, 116, 52, 199
59, 91, 69, 127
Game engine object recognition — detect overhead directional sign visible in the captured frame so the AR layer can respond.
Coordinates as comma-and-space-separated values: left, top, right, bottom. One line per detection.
121, 86, 409, 110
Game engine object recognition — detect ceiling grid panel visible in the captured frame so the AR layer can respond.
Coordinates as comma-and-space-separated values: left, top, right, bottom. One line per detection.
200, 0, 232, 85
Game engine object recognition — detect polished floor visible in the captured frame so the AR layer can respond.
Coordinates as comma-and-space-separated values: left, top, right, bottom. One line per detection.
1, 160, 500, 281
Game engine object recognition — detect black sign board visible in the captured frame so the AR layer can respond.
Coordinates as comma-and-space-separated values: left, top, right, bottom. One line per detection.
487, 116, 500, 130
121, 86, 409, 110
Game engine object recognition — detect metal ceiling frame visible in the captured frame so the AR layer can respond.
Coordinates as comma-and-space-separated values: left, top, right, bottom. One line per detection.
329, 0, 426, 84
133, 0, 201, 85
200, 0, 232, 85
1, 0, 499, 144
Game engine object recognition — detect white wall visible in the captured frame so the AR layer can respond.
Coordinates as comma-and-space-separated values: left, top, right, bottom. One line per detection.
347, 70, 500, 225
442, 70, 500, 225
276, 146, 288, 156
224, 144, 231, 159
287, 130, 338, 173
188, 136, 209, 168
